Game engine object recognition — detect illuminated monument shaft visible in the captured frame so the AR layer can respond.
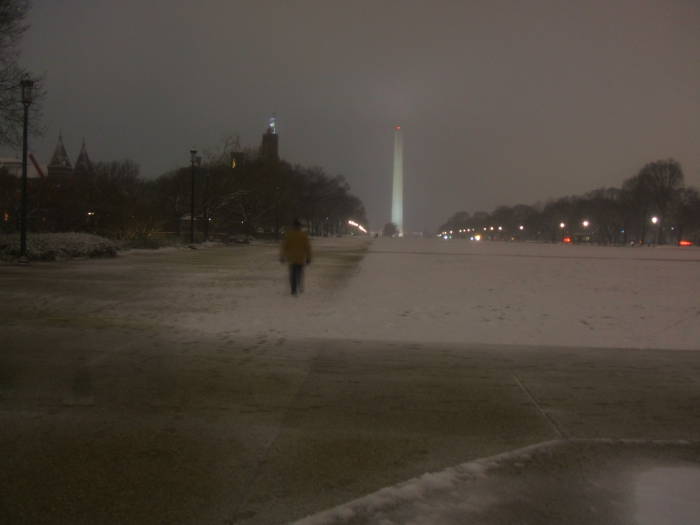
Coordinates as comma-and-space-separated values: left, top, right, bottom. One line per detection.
391, 126, 403, 236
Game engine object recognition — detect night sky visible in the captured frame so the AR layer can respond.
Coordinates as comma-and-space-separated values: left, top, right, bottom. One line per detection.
11, 0, 700, 232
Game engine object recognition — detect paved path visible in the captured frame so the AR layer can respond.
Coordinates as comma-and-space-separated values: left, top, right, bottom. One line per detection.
2, 329, 700, 524
1, 242, 699, 524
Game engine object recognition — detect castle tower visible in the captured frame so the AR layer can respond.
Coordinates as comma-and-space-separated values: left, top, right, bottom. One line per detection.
47, 133, 73, 177
74, 139, 93, 175
260, 115, 279, 162
391, 125, 404, 236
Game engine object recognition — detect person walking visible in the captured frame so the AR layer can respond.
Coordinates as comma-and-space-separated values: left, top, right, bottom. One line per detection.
280, 218, 312, 296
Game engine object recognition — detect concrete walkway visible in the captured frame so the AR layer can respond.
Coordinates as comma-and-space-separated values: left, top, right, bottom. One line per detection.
2, 329, 700, 524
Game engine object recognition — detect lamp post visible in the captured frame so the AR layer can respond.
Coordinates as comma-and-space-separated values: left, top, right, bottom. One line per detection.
190, 149, 197, 244
203, 165, 210, 242
19, 78, 34, 261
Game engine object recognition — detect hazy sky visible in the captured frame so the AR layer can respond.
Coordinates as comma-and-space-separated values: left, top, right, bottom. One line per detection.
11, 0, 700, 232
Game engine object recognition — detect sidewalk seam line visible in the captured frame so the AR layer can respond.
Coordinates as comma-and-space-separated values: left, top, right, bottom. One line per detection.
513, 374, 567, 440
230, 347, 320, 520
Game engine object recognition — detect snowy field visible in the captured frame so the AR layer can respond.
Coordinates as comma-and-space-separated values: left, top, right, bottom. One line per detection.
168, 237, 700, 351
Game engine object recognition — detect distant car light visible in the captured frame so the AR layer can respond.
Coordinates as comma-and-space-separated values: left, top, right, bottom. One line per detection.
563, 236, 573, 244
679, 240, 693, 246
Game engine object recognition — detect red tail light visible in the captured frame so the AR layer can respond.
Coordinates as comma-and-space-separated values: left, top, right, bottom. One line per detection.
679, 240, 693, 247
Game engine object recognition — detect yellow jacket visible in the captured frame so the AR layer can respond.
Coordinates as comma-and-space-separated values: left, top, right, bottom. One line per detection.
281, 229, 312, 265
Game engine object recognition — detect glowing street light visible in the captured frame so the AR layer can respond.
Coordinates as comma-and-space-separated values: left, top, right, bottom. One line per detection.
651, 216, 659, 225
559, 222, 566, 229
518, 225, 525, 231
582, 220, 590, 228
347, 219, 367, 234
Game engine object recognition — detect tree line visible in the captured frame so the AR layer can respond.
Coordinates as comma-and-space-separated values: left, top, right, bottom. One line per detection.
1, 144, 367, 241
439, 159, 700, 245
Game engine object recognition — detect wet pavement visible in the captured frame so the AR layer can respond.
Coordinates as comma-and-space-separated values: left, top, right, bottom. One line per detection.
2, 330, 700, 524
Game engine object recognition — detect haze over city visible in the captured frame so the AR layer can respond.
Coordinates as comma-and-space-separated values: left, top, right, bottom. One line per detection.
12, 0, 700, 232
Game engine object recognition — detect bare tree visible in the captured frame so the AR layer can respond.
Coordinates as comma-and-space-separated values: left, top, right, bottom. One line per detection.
671, 187, 700, 244
641, 159, 684, 243
621, 159, 684, 244
382, 222, 398, 237
0, 0, 43, 148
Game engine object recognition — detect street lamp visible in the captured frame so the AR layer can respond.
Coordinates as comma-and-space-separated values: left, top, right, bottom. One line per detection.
651, 216, 660, 244
190, 149, 197, 244
559, 222, 566, 229
19, 78, 34, 261
582, 220, 590, 228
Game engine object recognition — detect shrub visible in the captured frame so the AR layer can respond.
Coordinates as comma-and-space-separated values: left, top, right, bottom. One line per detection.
0, 233, 117, 261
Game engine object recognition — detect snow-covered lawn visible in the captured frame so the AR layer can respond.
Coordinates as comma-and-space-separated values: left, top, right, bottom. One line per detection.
169, 237, 700, 351
0, 232, 117, 260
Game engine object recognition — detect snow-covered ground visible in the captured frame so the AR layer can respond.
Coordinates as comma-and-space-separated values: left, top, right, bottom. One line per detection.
171, 237, 700, 351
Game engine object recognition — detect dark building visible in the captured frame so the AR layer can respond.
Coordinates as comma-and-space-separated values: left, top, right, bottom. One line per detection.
73, 139, 93, 175
46, 134, 93, 178
259, 116, 279, 162
47, 133, 73, 177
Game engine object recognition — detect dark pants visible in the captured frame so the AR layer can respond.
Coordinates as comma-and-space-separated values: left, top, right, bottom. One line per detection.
289, 264, 304, 295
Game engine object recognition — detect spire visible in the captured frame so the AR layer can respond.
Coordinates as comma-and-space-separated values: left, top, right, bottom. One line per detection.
74, 138, 93, 174
48, 132, 72, 170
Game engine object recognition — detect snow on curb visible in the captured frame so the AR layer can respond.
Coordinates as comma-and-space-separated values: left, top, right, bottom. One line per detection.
291, 440, 560, 525
292, 438, 698, 525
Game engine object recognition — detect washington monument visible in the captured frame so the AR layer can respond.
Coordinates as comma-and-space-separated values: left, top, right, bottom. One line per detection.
391, 125, 404, 236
